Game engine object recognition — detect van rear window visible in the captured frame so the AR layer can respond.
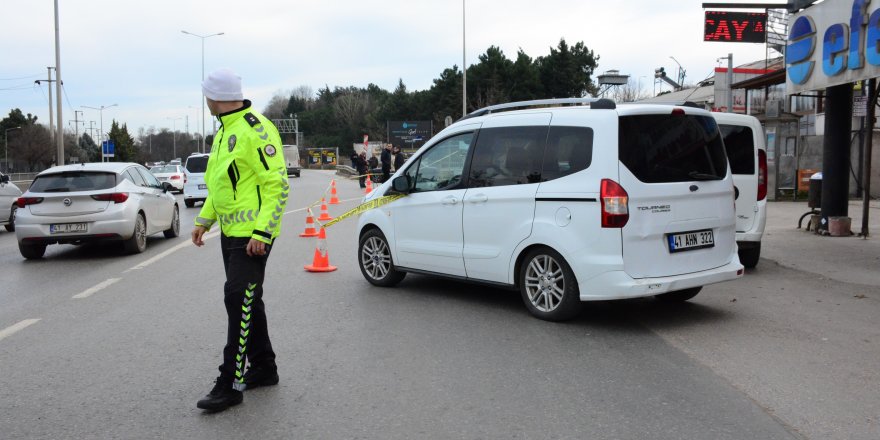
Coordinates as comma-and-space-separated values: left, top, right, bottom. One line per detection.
30, 172, 117, 192
719, 124, 755, 175
185, 156, 209, 173
619, 114, 728, 183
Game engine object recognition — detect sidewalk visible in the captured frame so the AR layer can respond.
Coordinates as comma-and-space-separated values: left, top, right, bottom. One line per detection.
761, 198, 880, 287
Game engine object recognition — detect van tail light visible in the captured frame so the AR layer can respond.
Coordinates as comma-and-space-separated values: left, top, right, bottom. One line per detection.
184, 174, 188, 184
757, 149, 768, 201
15, 197, 43, 208
601, 179, 629, 228
91, 193, 129, 203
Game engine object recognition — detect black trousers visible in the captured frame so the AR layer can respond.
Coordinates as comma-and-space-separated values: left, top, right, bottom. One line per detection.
219, 235, 276, 387
381, 165, 391, 182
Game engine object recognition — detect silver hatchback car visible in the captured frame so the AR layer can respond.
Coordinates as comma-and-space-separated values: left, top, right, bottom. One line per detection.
15, 162, 180, 259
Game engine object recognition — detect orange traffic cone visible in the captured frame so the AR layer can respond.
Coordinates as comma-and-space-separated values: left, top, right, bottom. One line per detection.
317, 198, 333, 221
298, 208, 319, 237
329, 180, 340, 205
304, 227, 337, 272
364, 174, 373, 194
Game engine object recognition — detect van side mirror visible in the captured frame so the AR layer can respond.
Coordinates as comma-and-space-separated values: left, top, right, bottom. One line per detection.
391, 175, 411, 193
0, 174, 8, 184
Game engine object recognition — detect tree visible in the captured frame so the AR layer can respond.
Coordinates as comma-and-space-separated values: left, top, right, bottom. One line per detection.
537, 39, 599, 98
1, 108, 38, 135
467, 46, 514, 109
9, 124, 52, 170
79, 133, 100, 162
108, 120, 138, 163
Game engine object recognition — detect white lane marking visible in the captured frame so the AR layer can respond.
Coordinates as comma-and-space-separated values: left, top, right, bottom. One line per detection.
72, 278, 121, 299
0, 319, 40, 342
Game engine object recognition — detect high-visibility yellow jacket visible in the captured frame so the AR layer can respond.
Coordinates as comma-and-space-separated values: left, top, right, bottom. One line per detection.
194, 101, 289, 244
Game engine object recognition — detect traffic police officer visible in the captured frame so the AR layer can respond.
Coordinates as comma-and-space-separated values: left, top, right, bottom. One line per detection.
191, 68, 290, 411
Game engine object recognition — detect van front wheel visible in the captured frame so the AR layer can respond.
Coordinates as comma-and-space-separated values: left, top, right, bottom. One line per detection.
519, 248, 582, 321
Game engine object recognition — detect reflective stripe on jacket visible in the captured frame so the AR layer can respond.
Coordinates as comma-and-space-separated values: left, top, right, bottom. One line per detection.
194, 100, 289, 244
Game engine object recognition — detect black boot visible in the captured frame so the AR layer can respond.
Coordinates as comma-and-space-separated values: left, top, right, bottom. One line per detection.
243, 365, 279, 390
197, 378, 243, 411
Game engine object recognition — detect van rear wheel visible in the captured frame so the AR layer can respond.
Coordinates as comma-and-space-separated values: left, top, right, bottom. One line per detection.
738, 243, 761, 268
519, 247, 582, 321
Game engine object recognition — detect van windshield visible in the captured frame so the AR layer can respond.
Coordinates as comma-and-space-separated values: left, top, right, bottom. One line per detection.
185, 156, 209, 173
618, 114, 728, 183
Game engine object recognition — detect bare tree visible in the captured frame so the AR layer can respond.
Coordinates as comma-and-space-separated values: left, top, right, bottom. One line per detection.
10, 124, 53, 170
333, 89, 371, 133
262, 91, 290, 119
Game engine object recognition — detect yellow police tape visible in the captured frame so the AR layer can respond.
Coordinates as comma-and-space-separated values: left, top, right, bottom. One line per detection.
319, 194, 406, 228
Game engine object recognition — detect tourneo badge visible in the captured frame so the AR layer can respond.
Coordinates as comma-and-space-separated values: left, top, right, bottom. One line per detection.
228, 135, 237, 152
264, 144, 276, 157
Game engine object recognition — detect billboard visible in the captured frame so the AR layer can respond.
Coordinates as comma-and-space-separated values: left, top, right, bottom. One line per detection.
387, 121, 432, 150
704, 11, 767, 43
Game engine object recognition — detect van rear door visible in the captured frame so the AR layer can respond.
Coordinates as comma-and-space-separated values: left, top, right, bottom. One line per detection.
616, 110, 737, 278
718, 120, 760, 233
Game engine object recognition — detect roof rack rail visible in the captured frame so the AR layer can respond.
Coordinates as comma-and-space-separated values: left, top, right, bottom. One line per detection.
462, 97, 616, 120
630, 100, 704, 109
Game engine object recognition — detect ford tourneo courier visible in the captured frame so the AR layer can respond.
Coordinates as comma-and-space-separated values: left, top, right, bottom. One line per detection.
356, 98, 744, 321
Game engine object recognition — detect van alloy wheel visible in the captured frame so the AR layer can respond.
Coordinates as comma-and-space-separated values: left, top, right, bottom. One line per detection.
519, 248, 582, 321
358, 229, 405, 287
524, 254, 565, 312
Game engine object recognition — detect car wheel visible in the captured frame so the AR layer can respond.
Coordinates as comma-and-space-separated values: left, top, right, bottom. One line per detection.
124, 213, 147, 254
654, 286, 702, 302
184, 199, 195, 208
4, 206, 16, 232
519, 247, 582, 321
738, 243, 761, 269
164, 205, 180, 238
19, 242, 46, 259
358, 228, 406, 287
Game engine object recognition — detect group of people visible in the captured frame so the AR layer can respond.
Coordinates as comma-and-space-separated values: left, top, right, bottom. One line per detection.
350, 143, 406, 188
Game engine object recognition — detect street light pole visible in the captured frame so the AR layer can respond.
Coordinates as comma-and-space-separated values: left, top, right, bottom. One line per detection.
167, 117, 183, 160
462, 0, 467, 118
4, 126, 21, 173
181, 30, 224, 153
82, 104, 118, 162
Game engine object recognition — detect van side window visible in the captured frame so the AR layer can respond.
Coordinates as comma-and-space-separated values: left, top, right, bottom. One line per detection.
468, 126, 547, 188
719, 125, 755, 174
405, 132, 473, 192
541, 126, 593, 181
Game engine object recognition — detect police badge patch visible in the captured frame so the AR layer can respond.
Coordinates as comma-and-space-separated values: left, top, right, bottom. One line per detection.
228, 135, 237, 152
264, 144, 276, 157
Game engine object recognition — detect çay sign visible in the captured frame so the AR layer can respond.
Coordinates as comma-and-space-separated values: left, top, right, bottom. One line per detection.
704, 11, 767, 43
787, 0, 880, 93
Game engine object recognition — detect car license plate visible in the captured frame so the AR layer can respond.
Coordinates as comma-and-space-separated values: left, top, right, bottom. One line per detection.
198, 184, 207, 190
50, 223, 88, 234
667, 229, 714, 253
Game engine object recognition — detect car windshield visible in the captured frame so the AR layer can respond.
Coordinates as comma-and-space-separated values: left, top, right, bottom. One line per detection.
151, 166, 178, 174
29, 171, 117, 192
185, 156, 209, 173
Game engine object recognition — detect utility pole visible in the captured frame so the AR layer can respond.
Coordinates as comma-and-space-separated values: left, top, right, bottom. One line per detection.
54, 0, 64, 165
69, 110, 83, 144
35, 67, 57, 146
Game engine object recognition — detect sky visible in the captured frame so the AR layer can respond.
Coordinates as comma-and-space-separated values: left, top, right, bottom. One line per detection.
1, 0, 777, 140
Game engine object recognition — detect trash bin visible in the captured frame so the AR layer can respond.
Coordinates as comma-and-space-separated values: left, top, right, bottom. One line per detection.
808, 172, 822, 208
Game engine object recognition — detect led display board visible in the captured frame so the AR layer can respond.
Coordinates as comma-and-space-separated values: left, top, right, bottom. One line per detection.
704, 11, 767, 43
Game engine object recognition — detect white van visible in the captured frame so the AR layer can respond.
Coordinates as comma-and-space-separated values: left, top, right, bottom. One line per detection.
356, 98, 744, 321
282, 145, 300, 177
0, 172, 23, 232
712, 113, 767, 268
183, 153, 210, 208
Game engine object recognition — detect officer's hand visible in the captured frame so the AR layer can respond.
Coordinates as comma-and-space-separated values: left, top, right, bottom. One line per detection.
246, 238, 266, 257
191, 226, 207, 247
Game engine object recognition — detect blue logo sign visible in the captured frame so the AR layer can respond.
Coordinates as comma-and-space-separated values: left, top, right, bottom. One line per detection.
787, 0, 880, 85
